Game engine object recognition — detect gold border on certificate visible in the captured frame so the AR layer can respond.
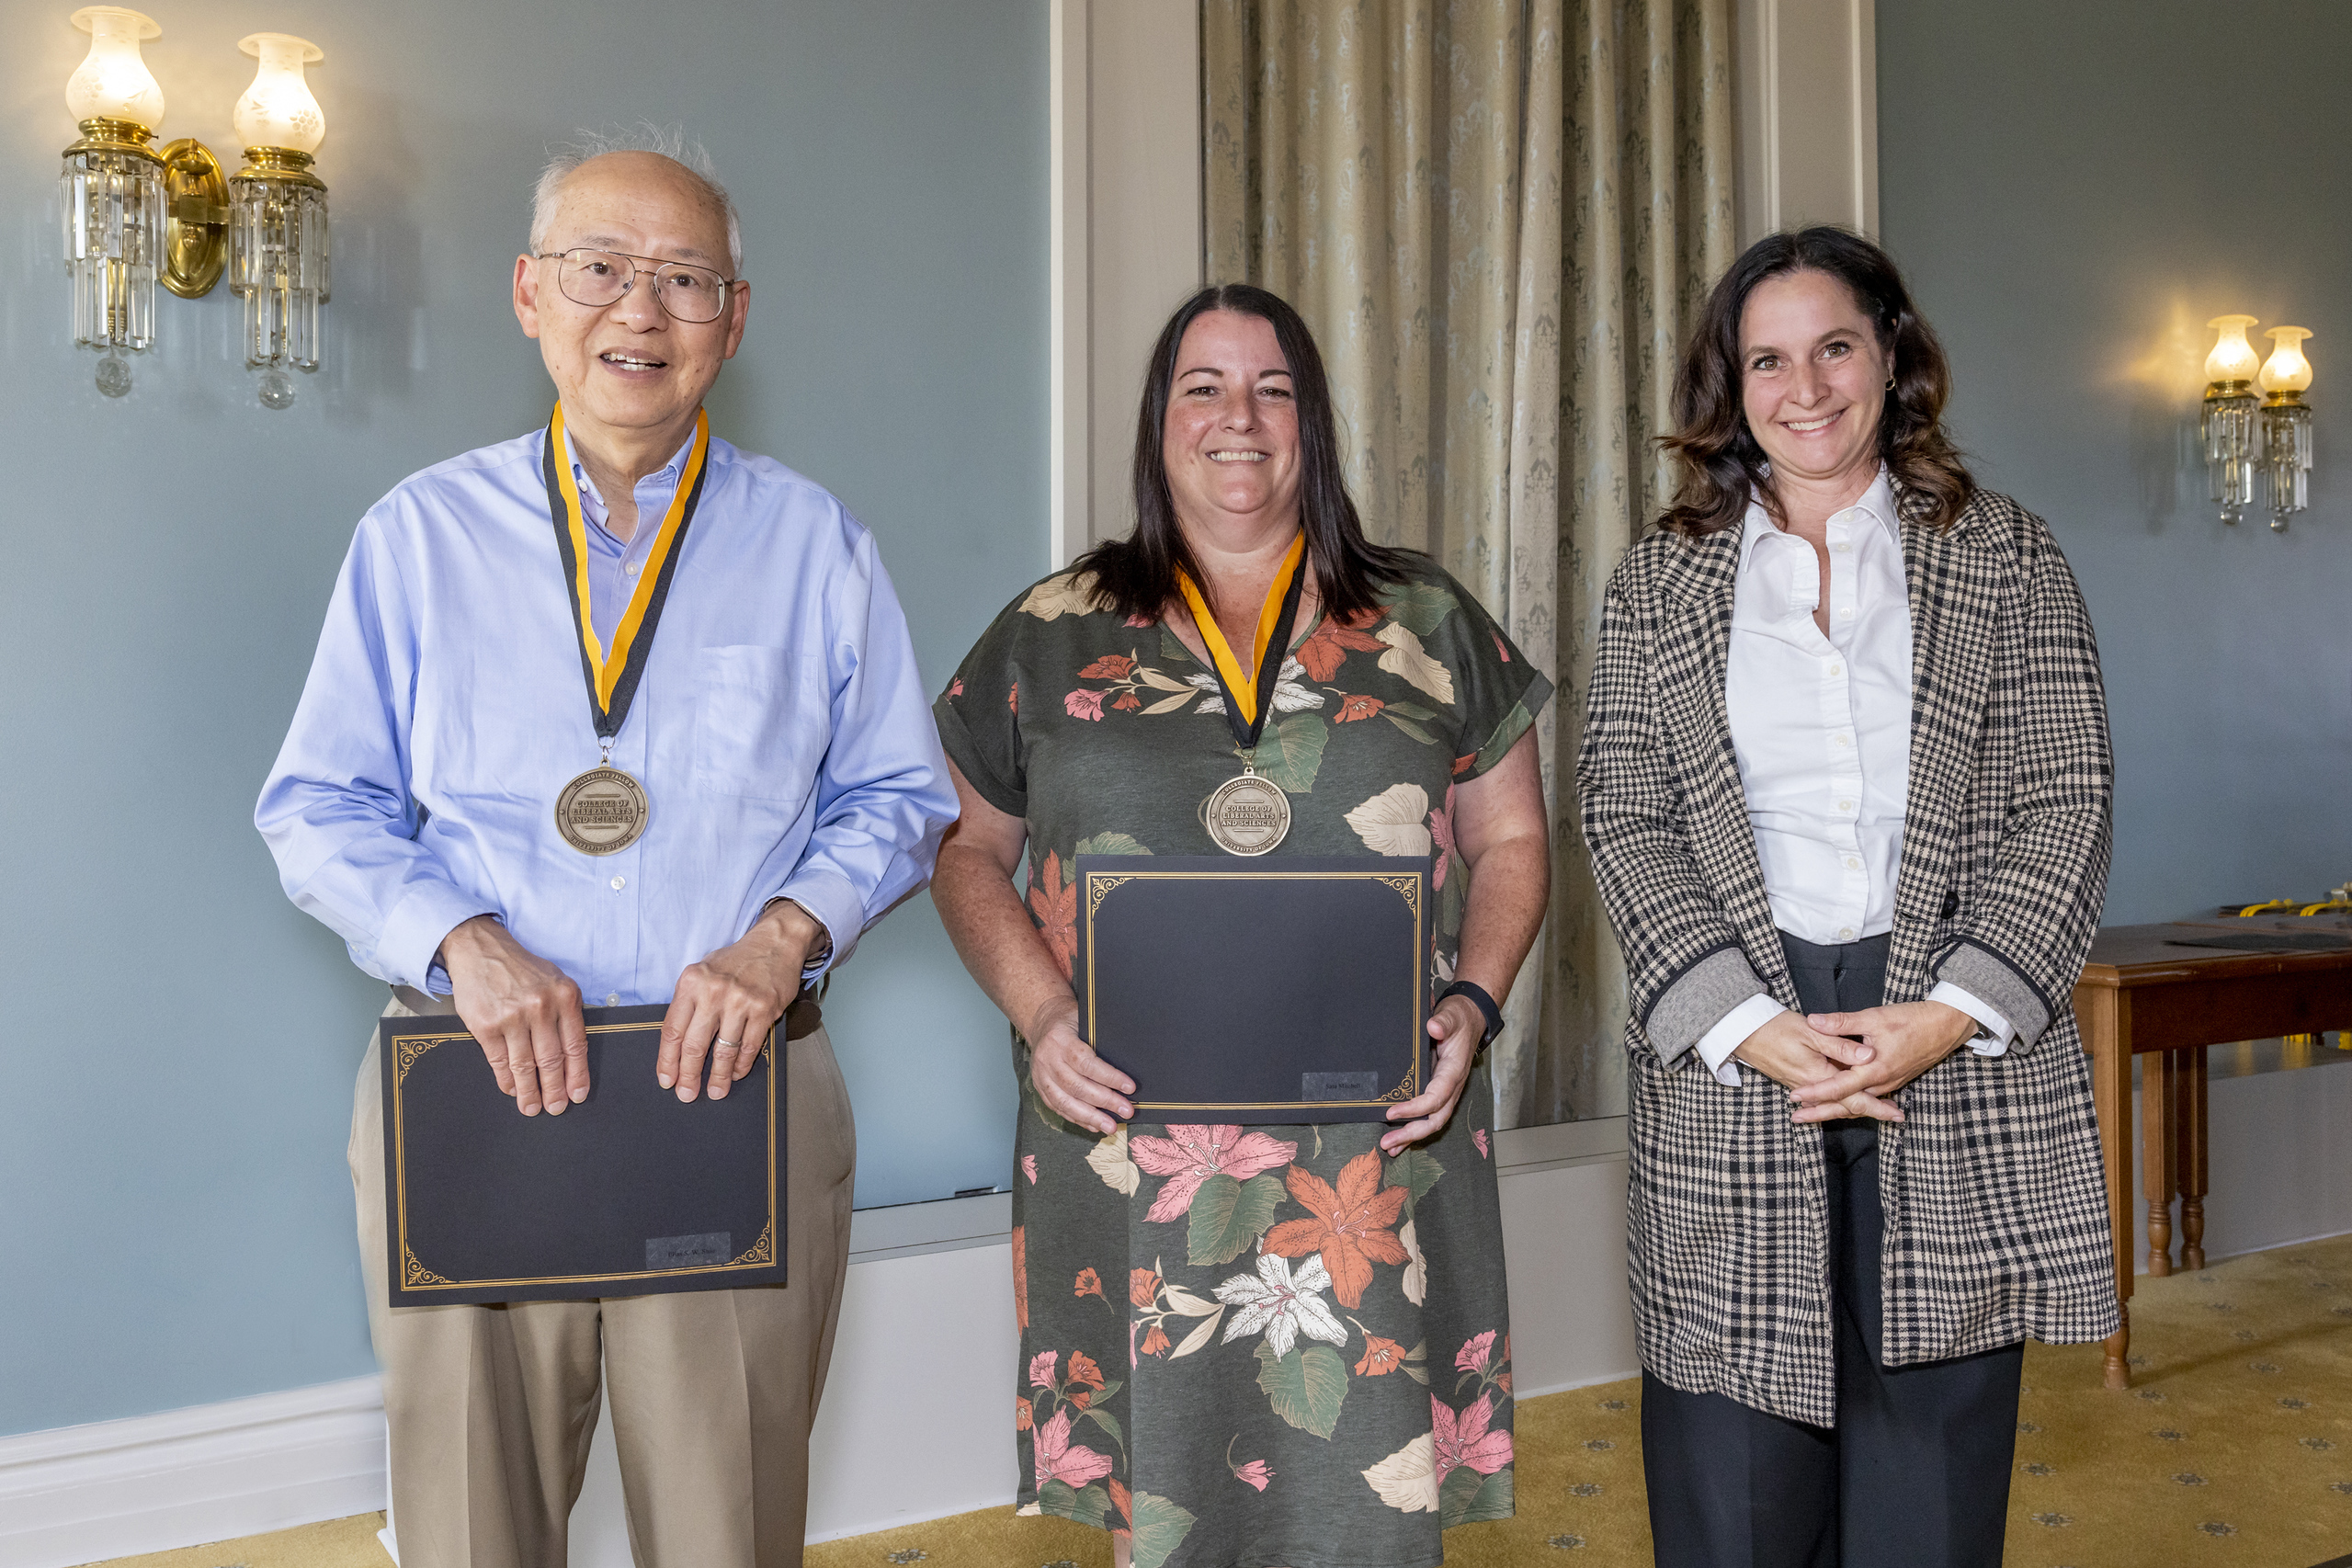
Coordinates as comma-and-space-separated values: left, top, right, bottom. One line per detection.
387, 1019, 778, 1294
1080, 867, 1427, 1114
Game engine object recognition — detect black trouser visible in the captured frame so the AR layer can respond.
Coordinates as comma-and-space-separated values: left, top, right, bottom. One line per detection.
1641, 931, 2025, 1568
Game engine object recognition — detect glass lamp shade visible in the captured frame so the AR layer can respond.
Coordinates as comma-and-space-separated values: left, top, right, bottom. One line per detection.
232, 34, 324, 154
228, 36, 329, 413
65, 7, 164, 131
2259, 326, 2313, 396
2205, 315, 2261, 384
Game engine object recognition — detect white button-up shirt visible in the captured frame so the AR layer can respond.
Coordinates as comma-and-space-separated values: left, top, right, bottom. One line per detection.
1693, 470, 2011, 1082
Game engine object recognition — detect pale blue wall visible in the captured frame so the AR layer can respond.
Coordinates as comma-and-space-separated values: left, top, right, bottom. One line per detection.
0, 1, 1043, 1437
1876, 0, 2352, 923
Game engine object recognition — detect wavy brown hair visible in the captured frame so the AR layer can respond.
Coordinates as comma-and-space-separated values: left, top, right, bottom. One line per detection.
1658, 227, 1973, 537
1074, 283, 1412, 623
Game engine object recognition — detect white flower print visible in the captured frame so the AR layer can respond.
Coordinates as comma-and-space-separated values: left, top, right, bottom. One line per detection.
1187, 656, 1325, 718
1213, 1252, 1349, 1358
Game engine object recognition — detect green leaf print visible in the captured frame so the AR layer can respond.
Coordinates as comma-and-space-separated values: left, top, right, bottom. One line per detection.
1160, 624, 1197, 665
1039, 1477, 1113, 1525
1251, 712, 1327, 793
1438, 861, 1469, 936
1075, 832, 1152, 858
1474, 698, 1535, 772
1254, 1339, 1350, 1439
1381, 711, 1437, 744
1187, 1171, 1287, 1266
1383, 699, 1439, 721
1129, 1492, 1199, 1568
1381, 582, 1460, 637
1383, 1148, 1445, 1204
1082, 1404, 1125, 1449
1439, 1462, 1515, 1526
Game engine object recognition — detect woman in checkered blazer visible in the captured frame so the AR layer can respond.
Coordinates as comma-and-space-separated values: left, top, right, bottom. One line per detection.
1578, 228, 2117, 1567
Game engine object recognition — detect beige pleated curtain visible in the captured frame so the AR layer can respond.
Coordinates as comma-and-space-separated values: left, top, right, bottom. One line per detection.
1205, 0, 1737, 1126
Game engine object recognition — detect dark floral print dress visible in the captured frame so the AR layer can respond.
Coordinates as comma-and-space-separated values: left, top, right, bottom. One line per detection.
934, 554, 1551, 1568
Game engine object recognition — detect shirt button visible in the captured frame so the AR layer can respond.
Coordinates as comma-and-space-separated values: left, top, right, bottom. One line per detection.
1827, 663, 1843, 676
1834, 734, 1851, 747
606, 993, 621, 1006
1838, 606, 1855, 619
1846, 856, 1862, 869
610, 875, 627, 891
1834, 541, 1852, 553
1838, 926, 1856, 940
1838, 800, 1854, 812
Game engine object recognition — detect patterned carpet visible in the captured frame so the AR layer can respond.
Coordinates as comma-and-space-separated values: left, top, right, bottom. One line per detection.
79, 1236, 2352, 1568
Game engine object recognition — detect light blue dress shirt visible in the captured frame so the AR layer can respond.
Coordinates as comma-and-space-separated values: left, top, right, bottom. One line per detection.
256, 422, 957, 1005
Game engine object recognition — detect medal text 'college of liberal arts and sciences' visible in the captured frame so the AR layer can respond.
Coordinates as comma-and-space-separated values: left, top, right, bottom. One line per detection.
543, 403, 712, 856
1179, 533, 1307, 857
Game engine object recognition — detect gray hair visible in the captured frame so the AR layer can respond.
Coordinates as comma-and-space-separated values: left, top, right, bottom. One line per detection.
530, 125, 744, 277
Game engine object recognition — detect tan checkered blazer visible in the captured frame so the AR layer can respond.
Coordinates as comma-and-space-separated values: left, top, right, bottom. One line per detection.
1577, 484, 2119, 1426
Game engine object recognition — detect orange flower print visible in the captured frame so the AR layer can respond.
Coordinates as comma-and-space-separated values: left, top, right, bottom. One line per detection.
1067, 1349, 1106, 1390
1130, 1267, 1162, 1309
1074, 1267, 1106, 1304
1295, 617, 1386, 682
1354, 1331, 1407, 1376
1113, 690, 1142, 710
1140, 1323, 1172, 1357
1012, 1226, 1028, 1332
1452, 752, 1476, 776
1080, 653, 1138, 680
1016, 1394, 1033, 1431
1028, 850, 1077, 980
1262, 1151, 1412, 1310
1333, 694, 1386, 723
1009, 683, 1020, 713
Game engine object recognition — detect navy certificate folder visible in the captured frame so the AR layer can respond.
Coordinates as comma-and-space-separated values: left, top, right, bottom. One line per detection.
380, 1003, 784, 1306
1073, 854, 1432, 1124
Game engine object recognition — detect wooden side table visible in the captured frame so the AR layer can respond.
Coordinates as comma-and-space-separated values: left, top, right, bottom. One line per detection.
2074, 917, 2352, 1388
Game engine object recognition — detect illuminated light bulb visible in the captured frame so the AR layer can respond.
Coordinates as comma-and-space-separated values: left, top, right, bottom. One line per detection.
2259, 326, 2312, 396
232, 34, 324, 154
64, 7, 164, 131
2204, 315, 2260, 384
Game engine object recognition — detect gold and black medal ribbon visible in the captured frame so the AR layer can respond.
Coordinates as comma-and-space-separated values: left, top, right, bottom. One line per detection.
541, 403, 712, 855
1178, 532, 1307, 854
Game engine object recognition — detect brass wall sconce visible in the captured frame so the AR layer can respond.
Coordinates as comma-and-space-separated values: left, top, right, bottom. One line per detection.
2200, 313, 2316, 532
59, 8, 330, 408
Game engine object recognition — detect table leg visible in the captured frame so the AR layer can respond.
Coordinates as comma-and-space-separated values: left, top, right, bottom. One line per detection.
2142, 1050, 2178, 1277
2078, 984, 2133, 1389
2179, 1045, 2208, 1271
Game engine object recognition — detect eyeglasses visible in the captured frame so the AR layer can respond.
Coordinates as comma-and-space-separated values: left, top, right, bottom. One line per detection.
537, 248, 736, 324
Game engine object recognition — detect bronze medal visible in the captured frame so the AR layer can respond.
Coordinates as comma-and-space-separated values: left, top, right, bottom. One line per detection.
1201, 769, 1290, 856
554, 766, 650, 856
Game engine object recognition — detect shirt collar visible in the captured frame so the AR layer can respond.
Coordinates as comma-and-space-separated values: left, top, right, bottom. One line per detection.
561, 423, 700, 510
1738, 465, 1900, 565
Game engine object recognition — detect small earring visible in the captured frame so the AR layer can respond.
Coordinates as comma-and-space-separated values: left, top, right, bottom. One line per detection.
1884, 374, 1896, 391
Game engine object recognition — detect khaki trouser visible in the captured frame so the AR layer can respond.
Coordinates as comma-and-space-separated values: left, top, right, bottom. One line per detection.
350, 994, 856, 1568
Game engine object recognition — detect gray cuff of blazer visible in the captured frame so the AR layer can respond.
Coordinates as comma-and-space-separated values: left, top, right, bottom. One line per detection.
1644, 946, 1771, 1062
1933, 938, 2054, 1052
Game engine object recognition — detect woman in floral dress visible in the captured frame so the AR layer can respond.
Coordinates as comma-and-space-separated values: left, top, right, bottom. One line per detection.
932, 284, 1551, 1568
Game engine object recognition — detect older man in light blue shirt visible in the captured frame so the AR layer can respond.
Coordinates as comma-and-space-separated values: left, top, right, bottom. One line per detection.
256, 138, 953, 1567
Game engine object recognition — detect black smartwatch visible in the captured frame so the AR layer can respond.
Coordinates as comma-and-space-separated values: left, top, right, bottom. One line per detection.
1437, 980, 1504, 1049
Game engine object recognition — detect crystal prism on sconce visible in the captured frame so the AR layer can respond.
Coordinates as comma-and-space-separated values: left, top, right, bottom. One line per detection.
228, 34, 330, 411
2257, 326, 2312, 532
2200, 315, 2261, 525
59, 7, 168, 397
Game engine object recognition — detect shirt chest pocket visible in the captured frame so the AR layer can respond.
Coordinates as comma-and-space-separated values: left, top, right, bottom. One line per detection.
690, 646, 832, 802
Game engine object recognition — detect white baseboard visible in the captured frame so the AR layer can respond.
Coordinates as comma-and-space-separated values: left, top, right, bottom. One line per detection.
0, 1376, 388, 1568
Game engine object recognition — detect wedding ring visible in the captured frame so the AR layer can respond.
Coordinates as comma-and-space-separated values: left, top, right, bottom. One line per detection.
714, 1037, 738, 1051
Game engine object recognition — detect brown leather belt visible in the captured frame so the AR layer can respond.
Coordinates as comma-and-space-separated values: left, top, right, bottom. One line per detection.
391, 987, 824, 1041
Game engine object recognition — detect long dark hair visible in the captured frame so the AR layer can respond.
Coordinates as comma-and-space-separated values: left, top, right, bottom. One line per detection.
1074, 283, 1411, 621
1658, 227, 1974, 536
